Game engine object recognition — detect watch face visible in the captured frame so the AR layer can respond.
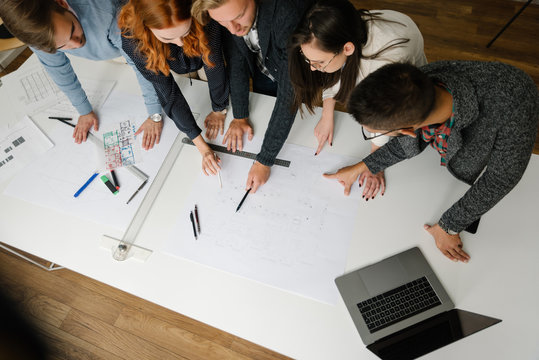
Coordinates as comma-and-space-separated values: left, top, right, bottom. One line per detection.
151, 114, 162, 122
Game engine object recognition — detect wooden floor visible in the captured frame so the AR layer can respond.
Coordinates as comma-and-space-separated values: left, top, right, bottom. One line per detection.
0, 247, 290, 360
0, 1, 538, 359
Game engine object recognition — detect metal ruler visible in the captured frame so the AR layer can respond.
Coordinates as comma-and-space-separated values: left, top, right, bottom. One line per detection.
181, 137, 291, 168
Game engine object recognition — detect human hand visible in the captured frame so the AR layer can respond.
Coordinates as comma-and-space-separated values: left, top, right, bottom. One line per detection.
424, 224, 470, 263
314, 112, 334, 155
323, 162, 366, 196
223, 118, 253, 152
74, 111, 99, 143
246, 161, 270, 193
201, 150, 221, 176
135, 117, 163, 150
358, 169, 385, 200
204, 111, 226, 140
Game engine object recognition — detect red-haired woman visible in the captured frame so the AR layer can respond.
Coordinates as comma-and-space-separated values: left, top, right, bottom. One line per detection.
119, 0, 228, 175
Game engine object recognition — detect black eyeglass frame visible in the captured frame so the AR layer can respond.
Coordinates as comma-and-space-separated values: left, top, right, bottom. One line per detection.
299, 49, 339, 72
361, 126, 413, 141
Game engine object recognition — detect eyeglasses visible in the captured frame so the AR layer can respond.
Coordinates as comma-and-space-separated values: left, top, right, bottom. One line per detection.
300, 50, 339, 72
361, 126, 412, 140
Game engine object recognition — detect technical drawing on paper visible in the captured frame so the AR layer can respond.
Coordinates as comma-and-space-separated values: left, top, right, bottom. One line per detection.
12, 66, 115, 115
103, 120, 142, 169
0, 116, 54, 183
19, 67, 61, 105
163, 142, 362, 304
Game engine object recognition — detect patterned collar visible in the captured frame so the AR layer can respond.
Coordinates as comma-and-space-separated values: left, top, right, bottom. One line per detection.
420, 83, 455, 166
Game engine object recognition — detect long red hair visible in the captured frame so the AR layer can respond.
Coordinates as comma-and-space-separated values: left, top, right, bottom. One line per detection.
118, 0, 214, 76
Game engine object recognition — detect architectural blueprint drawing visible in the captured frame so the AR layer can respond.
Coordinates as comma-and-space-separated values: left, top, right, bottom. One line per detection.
3, 91, 179, 231
163, 142, 362, 304
103, 120, 142, 170
10, 65, 115, 116
0, 116, 54, 183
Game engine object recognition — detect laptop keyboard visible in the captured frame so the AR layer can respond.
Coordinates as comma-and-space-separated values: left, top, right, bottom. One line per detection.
356, 276, 442, 333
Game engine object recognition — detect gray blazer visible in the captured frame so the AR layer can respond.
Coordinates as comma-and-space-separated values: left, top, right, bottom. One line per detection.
363, 61, 539, 232
223, 0, 310, 166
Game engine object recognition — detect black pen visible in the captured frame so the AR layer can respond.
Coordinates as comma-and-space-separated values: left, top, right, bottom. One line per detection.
190, 211, 198, 240
235, 188, 251, 212
194, 205, 201, 233
48, 116, 72, 121
50, 117, 75, 129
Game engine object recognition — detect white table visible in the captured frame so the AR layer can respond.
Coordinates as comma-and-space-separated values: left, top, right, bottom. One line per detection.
1, 55, 538, 360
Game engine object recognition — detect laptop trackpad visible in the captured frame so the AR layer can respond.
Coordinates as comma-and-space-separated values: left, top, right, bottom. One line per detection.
361, 257, 409, 296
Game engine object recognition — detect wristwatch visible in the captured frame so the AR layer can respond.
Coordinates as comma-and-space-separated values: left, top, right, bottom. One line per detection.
439, 221, 458, 235
150, 113, 163, 122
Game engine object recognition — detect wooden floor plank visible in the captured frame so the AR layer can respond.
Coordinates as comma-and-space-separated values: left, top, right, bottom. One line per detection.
54, 270, 238, 348
36, 320, 124, 360
0, 249, 123, 325
60, 309, 186, 360
114, 307, 254, 360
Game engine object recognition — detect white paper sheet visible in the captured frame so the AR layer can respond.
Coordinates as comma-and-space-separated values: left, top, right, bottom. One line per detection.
3, 91, 182, 231
7, 65, 115, 116
0, 116, 54, 183
162, 140, 362, 304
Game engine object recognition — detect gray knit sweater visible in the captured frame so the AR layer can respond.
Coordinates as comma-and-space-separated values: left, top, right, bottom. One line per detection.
363, 61, 539, 233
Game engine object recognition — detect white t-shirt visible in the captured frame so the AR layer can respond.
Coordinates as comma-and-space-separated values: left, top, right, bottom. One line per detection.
322, 10, 427, 146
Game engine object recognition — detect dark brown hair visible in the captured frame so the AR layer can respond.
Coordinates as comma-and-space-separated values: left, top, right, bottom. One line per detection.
0, 0, 68, 53
347, 62, 436, 129
288, 0, 410, 114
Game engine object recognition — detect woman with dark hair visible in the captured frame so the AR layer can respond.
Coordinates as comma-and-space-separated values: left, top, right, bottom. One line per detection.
119, 0, 229, 175
289, 0, 426, 198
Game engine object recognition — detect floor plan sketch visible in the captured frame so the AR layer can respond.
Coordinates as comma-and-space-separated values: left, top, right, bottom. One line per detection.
163, 142, 362, 304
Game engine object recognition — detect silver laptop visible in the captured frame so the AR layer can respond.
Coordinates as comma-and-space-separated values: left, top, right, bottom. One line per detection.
335, 247, 501, 360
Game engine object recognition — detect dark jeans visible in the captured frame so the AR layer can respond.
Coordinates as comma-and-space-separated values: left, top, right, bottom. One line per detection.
252, 67, 277, 97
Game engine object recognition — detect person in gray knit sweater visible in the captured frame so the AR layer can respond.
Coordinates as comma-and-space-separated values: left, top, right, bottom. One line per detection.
324, 61, 539, 263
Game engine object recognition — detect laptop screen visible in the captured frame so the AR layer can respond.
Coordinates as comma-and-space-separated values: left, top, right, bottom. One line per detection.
367, 309, 501, 360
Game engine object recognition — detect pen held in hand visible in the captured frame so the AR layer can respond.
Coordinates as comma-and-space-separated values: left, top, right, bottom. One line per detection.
214, 153, 222, 188
235, 188, 251, 213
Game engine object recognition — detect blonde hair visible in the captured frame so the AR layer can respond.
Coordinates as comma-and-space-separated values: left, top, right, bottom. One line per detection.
191, 0, 229, 25
118, 0, 214, 76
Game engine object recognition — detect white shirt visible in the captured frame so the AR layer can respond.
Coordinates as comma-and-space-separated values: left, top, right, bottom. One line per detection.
322, 10, 427, 146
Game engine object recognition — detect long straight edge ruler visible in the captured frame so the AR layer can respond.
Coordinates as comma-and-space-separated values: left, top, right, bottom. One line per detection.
181, 137, 291, 168
102, 131, 188, 262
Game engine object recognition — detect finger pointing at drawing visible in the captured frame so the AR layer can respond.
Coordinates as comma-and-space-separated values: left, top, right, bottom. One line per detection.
323, 162, 368, 196
246, 161, 271, 193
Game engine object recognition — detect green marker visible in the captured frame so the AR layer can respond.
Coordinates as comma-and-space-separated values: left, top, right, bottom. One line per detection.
101, 175, 119, 195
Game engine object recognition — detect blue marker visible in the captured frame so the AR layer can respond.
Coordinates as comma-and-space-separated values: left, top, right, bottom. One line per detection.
74, 172, 99, 198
